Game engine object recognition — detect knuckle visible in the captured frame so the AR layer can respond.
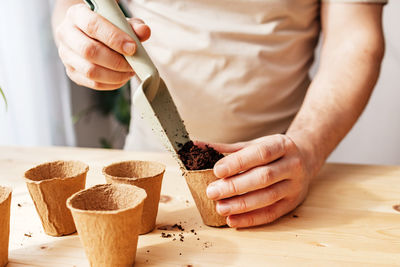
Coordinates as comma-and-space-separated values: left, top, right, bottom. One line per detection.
81, 41, 98, 59
113, 56, 128, 71
84, 64, 98, 79
66, 5, 78, 20
57, 46, 65, 60
292, 157, 302, 170
262, 208, 277, 224
257, 145, 271, 162
67, 4, 86, 21
280, 134, 293, 149
65, 68, 74, 79
108, 31, 124, 49
92, 82, 102, 90
258, 167, 273, 187
233, 154, 244, 171
237, 198, 248, 212
85, 15, 100, 36
226, 179, 238, 195
246, 215, 255, 227
267, 189, 280, 202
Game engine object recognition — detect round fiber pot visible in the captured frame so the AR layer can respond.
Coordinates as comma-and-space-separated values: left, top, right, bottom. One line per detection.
67, 184, 147, 267
184, 169, 227, 227
103, 160, 165, 234
0, 186, 12, 267
24, 160, 89, 236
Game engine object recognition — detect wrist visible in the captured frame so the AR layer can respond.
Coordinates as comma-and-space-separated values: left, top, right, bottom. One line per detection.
285, 130, 325, 179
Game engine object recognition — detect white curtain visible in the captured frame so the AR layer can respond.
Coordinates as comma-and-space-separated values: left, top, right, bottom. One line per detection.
0, 0, 75, 146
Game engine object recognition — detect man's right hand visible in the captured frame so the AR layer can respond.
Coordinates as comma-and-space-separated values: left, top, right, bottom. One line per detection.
55, 4, 151, 90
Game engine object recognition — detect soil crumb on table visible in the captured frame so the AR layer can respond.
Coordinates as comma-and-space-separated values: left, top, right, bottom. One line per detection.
178, 141, 224, 170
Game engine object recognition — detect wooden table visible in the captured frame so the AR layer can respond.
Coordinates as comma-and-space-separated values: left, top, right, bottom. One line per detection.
1, 146, 400, 266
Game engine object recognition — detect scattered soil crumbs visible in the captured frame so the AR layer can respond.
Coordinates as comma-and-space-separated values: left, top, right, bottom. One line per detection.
174, 224, 185, 231
161, 233, 172, 238
17, 203, 22, 207
24, 233, 32, 238
158, 223, 209, 248
157, 223, 185, 231
203, 241, 212, 249
179, 234, 184, 242
178, 141, 224, 170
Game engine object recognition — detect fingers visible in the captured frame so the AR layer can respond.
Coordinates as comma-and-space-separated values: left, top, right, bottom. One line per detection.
208, 159, 293, 200
66, 67, 128, 91
68, 4, 137, 56
55, 3, 151, 91
128, 18, 151, 42
193, 140, 247, 154
214, 135, 288, 178
59, 45, 134, 84
227, 199, 294, 228
58, 25, 133, 72
215, 180, 289, 216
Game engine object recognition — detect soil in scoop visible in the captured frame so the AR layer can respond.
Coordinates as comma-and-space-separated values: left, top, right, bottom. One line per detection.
178, 141, 224, 170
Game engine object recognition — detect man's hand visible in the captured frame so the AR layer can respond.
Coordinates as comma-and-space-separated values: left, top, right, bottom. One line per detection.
54, 3, 151, 90
199, 134, 312, 228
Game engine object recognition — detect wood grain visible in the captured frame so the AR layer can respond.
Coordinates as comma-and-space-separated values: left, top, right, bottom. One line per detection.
1, 146, 400, 266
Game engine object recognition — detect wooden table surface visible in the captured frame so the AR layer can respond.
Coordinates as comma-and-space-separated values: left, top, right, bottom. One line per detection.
1, 146, 400, 266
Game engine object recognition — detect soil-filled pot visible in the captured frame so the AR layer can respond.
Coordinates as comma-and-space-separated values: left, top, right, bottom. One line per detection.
184, 169, 227, 227
67, 183, 147, 267
24, 160, 88, 236
103, 160, 165, 234
0, 186, 12, 267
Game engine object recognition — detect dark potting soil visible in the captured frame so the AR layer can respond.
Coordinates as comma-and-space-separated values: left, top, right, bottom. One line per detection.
177, 141, 224, 170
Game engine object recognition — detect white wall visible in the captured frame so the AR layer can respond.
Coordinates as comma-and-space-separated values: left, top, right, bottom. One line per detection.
328, 1, 400, 165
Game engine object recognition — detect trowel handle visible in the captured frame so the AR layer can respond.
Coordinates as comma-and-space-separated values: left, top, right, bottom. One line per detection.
83, 0, 159, 83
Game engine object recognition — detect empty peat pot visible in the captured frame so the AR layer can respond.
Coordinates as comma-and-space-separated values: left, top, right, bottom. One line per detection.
24, 160, 89, 236
0, 186, 12, 267
184, 169, 227, 227
67, 183, 147, 267
103, 160, 165, 234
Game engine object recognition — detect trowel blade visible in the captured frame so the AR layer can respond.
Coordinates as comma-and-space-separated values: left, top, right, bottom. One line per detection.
133, 77, 190, 169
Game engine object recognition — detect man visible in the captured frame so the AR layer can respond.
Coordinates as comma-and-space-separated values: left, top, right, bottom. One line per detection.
52, 0, 386, 228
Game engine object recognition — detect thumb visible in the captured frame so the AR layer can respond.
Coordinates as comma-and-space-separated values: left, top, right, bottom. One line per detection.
128, 18, 151, 42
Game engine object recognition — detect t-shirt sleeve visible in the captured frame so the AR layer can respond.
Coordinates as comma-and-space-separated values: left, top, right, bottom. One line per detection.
322, 0, 388, 3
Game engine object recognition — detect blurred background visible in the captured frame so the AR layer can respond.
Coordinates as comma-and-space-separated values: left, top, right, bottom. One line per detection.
0, 1, 398, 165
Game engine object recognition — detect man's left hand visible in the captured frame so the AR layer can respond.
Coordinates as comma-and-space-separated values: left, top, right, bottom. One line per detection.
200, 134, 313, 228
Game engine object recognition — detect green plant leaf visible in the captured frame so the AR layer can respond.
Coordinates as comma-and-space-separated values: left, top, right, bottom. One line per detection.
99, 137, 112, 149
113, 91, 131, 127
0, 86, 7, 111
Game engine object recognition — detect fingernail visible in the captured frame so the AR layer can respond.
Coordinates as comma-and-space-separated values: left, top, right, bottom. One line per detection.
217, 202, 231, 215
133, 21, 145, 27
227, 216, 237, 228
214, 164, 228, 177
206, 184, 220, 199
123, 42, 136, 55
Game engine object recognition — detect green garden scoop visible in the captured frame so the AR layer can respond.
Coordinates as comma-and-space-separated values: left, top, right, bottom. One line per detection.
84, 0, 190, 168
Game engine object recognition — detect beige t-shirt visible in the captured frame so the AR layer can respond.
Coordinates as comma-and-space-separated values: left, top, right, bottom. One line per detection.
125, 0, 387, 151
